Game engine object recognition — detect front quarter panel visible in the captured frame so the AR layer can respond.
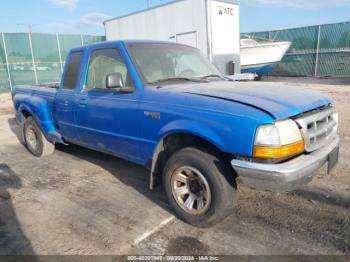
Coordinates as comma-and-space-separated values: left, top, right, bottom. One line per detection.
139, 88, 274, 162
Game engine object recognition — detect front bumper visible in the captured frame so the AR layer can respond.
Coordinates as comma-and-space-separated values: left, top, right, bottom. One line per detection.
231, 135, 340, 192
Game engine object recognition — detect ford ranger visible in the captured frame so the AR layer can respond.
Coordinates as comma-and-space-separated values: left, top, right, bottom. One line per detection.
12, 41, 340, 227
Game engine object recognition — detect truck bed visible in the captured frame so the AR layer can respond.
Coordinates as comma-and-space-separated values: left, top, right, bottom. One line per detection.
12, 84, 58, 117
13, 83, 59, 97
15, 82, 59, 89
35, 83, 60, 89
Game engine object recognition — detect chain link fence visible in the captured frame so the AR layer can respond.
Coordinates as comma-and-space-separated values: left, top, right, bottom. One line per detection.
0, 33, 105, 93
244, 21, 350, 77
2, 22, 348, 92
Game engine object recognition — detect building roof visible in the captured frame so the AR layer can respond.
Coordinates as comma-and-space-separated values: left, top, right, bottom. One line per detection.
104, 0, 240, 24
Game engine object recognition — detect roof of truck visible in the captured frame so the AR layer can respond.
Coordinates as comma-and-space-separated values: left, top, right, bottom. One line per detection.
69, 40, 191, 53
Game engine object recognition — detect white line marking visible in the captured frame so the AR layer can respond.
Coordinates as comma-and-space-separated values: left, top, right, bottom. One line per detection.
133, 216, 175, 245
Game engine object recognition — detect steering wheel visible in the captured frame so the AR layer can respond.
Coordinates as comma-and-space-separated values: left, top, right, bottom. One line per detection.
179, 69, 195, 77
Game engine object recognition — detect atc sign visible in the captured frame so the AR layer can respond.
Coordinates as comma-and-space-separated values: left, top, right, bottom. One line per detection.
218, 6, 234, 16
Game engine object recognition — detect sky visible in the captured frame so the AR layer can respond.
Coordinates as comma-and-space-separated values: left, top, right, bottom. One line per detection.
0, 0, 349, 35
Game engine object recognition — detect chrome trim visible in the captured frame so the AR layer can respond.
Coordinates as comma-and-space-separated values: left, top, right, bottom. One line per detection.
231, 135, 340, 192
295, 107, 337, 152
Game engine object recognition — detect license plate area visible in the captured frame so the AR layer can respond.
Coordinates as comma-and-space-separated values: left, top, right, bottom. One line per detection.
328, 146, 339, 174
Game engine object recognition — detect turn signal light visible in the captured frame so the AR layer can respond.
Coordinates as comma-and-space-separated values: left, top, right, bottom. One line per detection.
254, 141, 305, 159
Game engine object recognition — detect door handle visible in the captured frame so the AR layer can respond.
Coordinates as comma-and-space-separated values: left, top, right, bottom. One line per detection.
79, 99, 87, 107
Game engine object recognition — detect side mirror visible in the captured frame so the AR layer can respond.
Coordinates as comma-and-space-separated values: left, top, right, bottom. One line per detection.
106, 73, 124, 89
106, 73, 135, 93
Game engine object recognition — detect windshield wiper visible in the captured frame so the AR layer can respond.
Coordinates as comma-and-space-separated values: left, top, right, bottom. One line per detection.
148, 77, 208, 86
200, 74, 225, 80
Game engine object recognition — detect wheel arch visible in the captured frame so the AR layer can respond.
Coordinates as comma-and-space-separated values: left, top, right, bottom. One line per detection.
149, 129, 232, 190
17, 103, 65, 145
16, 104, 34, 124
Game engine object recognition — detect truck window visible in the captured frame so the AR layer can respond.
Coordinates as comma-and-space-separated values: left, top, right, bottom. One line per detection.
128, 43, 220, 84
62, 52, 83, 90
86, 48, 133, 90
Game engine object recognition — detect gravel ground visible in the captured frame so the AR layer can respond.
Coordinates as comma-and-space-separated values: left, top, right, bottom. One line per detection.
0, 77, 349, 256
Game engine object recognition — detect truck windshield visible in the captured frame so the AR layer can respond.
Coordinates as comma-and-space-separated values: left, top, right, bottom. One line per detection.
127, 43, 224, 85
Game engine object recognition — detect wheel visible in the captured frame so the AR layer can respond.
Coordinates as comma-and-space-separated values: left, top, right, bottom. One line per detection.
163, 147, 237, 227
23, 116, 55, 157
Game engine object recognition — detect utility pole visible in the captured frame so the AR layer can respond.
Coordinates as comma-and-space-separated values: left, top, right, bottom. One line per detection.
17, 23, 35, 33
146, 1, 164, 9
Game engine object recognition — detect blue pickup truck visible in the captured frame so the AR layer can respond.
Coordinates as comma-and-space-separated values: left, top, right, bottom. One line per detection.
12, 41, 340, 227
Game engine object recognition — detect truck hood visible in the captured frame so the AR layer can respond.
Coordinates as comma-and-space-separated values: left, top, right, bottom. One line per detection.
164, 81, 332, 120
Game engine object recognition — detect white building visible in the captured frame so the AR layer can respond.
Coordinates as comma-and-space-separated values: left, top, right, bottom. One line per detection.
104, 0, 240, 75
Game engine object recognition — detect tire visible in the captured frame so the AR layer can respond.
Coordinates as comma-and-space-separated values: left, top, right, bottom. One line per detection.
23, 116, 55, 157
163, 147, 237, 227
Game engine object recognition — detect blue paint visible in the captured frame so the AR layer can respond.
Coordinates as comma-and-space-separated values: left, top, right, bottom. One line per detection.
241, 63, 278, 75
11, 41, 332, 167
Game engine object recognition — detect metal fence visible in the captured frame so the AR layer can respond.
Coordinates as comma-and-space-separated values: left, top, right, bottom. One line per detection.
244, 21, 350, 77
0, 33, 105, 93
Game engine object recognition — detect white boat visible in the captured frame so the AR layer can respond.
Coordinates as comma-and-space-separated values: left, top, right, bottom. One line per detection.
240, 36, 291, 79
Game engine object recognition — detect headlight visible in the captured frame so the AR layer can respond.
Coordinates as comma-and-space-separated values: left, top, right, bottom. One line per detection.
254, 124, 280, 146
254, 120, 305, 159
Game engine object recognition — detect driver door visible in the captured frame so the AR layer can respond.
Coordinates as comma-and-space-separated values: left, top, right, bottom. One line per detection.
75, 46, 142, 163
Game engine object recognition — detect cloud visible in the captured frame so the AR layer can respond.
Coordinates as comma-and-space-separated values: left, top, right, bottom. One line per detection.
48, 0, 79, 9
50, 12, 112, 34
248, 0, 350, 8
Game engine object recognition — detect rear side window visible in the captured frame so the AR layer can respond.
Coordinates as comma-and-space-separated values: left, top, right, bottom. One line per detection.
63, 52, 83, 90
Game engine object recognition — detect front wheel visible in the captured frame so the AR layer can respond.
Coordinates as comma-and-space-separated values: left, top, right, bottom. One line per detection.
163, 147, 237, 227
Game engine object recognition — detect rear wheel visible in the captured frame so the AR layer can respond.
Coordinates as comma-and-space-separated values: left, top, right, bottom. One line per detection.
163, 147, 237, 227
23, 117, 55, 157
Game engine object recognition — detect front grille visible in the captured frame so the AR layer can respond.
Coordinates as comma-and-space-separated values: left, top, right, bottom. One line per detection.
295, 107, 338, 152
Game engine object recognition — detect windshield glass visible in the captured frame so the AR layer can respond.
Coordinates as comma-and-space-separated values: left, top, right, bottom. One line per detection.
127, 43, 223, 84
